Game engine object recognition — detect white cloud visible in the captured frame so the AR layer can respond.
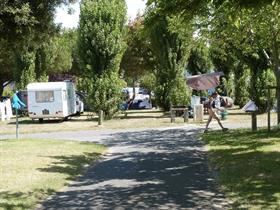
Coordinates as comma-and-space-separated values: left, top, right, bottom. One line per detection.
54, 0, 147, 28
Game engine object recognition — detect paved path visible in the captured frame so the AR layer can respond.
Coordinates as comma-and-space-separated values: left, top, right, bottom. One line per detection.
26, 125, 231, 210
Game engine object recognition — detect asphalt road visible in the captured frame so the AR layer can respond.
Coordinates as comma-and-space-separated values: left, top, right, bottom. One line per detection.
26, 125, 232, 210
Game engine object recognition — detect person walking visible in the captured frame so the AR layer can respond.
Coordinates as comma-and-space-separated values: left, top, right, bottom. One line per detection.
204, 92, 228, 133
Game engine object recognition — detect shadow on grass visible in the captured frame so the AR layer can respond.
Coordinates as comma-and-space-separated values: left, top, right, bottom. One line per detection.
203, 129, 279, 148
118, 115, 168, 120
124, 110, 164, 114
116, 111, 170, 120
0, 189, 55, 210
202, 129, 280, 208
68, 117, 99, 122
228, 112, 251, 116
8, 119, 64, 125
8, 116, 99, 124
1, 148, 104, 210
37, 152, 102, 181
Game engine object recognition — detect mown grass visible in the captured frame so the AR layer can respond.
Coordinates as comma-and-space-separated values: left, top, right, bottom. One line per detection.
0, 109, 184, 135
0, 139, 106, 210
202, 129, 280, 209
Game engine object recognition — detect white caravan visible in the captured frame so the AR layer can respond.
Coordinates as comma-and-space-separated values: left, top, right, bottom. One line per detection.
27, 82, 77, 121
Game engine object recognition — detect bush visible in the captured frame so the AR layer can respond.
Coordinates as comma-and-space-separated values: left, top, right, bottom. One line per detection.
155, 76, 191, 110
84, 73, 125, 119
255, 69, 276, 113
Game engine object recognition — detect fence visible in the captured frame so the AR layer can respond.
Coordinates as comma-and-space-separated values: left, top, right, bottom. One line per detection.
0, 99, 13, 121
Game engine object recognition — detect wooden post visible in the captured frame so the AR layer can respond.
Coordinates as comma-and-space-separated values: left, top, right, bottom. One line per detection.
252, 112, 257, 131
184, 108, 189, 123
16, 109, 19, 139
170, 107, 175, 123
98, 110, 103, 126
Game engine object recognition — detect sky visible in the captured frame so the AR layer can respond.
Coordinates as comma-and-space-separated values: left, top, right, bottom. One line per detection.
55, 0, 147, 28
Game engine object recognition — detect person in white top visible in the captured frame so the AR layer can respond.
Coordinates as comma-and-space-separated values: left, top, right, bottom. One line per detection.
204, 92, 228, 133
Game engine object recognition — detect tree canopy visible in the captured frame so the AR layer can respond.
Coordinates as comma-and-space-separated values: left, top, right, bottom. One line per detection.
78, 0, 127, 118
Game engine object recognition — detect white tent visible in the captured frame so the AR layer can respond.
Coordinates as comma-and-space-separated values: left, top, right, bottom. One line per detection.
242, 100, 258, 112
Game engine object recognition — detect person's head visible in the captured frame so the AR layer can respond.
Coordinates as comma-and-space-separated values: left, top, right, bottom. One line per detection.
211, 92, 218, 98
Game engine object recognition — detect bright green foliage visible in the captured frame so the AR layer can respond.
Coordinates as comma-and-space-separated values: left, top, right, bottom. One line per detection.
187, 42, 211, 75
146, 0, 275, 19
14, 29, 75, 90
234, 65, 250, 108
208, 2, 279, 113
203, 128, 280, 209
78, 0, 127, 118
45, 30, 76, 76
147, 0, 280, 119
220, 73, 235, 98
35, 47, 48, 81
93, 74, 123, 118
250, 3, 280, 121
169, 77, 191, 106
139, 72, 156, 95
14, 50, 36, 90
0, 39, 15, 96
145, 11, 191, 110
0, 0, 76, 43
0, 0, 77, 91
121, 15, 155, 86
78, 0, 127, 76
254, 69, 276, 112
2, 87, 14, 98
78, 73, 125, 118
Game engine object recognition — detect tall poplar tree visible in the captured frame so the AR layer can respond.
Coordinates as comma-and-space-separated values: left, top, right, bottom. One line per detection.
78, 0, 127, 118
144, 10, 192, 110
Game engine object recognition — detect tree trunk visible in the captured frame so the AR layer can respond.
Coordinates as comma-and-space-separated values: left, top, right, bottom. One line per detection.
271, 37, 280, 124
276, 74, 280, 124
132, 79, 136, 101
0, 81, 4, 97
234, 62, 248, 107
250, 66, 259, 108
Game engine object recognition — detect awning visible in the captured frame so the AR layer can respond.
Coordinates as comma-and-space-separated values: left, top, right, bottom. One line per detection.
186, 72, 224, 90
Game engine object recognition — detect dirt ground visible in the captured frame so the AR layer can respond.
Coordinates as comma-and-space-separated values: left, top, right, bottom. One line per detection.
0, 108, 277, 135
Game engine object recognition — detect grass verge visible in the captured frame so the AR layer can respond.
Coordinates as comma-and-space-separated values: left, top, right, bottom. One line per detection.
202, 129, 280, 209
0, 139, 106, 210
0, 110, 183, 135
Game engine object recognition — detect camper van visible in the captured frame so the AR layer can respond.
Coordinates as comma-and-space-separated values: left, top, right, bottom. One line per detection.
27, 82, 79, 121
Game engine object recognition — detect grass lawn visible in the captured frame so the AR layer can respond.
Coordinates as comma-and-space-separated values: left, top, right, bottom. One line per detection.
0, 108, 277, 135
0, 109, 186, 135
202, 129, 280, 209
0, 139, 106, 210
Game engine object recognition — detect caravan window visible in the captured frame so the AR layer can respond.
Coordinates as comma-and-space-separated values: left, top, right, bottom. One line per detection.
35, 91, 54, 103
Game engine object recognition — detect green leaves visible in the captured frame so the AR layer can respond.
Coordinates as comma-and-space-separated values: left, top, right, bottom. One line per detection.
78, 0, 126, 76
144, 11, 191, 109
121, 15, 154, 86
78, 0, 127, 118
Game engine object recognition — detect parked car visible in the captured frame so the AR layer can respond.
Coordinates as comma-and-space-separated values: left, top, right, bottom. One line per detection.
122, 87, 152, 109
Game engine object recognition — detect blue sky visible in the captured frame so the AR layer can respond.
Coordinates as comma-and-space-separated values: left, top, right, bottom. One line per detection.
55, 0, 147, 28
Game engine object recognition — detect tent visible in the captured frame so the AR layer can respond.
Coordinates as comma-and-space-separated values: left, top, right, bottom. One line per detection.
242, 100, 258, 112
186, 72, 224, 90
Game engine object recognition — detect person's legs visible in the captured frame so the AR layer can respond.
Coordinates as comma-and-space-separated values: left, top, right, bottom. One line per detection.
212, 111, 228, 131
205, 109, 214, 132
